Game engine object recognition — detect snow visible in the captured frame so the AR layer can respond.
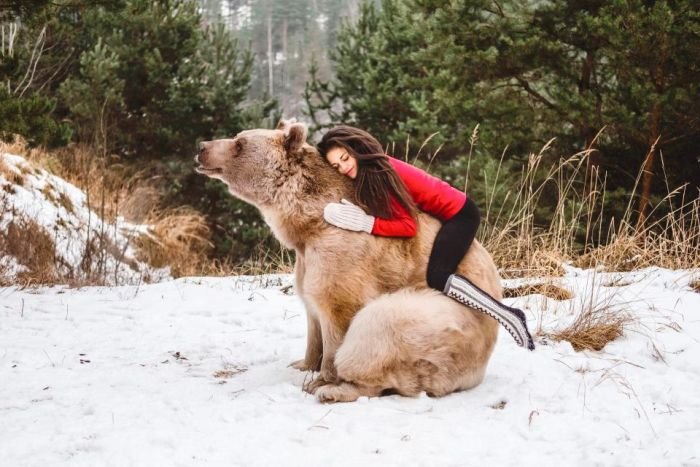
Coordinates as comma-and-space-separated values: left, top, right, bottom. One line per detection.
0, 153, 168, 285
1, 267, 699, 466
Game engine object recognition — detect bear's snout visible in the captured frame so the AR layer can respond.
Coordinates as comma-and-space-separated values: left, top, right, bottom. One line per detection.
194, 141, 224, 175
196, 141, 210, 162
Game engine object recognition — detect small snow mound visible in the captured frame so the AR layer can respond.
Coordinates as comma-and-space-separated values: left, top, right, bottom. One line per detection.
0, 152, 169, 285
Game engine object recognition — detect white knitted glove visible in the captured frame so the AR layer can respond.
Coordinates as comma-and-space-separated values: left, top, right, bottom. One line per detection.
323, 199, 375, 233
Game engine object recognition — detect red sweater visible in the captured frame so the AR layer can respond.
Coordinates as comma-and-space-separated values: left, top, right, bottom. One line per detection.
371, 157, 467, 237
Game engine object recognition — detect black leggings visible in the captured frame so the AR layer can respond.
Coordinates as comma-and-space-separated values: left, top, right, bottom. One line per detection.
426, 198, 481, 291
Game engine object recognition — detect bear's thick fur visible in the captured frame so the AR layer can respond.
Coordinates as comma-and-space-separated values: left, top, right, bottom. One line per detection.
195, 120, 500, 402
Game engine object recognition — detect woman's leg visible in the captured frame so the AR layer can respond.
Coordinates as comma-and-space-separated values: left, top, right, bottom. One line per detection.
427, 199, 535, 350
426, 198, 480, 291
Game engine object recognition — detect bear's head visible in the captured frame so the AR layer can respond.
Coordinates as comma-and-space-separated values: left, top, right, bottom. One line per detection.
195, 119, 336, 209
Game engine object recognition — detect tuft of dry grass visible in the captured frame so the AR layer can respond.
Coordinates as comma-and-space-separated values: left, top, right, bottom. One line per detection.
544, 274, 634, 352
0, 215, 58, 285
231, 243, 295, 276
490, 239, 567, 279
549, 308, 630, 352
213, 366, 247, 379
504, 282, 574, 300
134, 207, 214, 277
0, 156, 26, 186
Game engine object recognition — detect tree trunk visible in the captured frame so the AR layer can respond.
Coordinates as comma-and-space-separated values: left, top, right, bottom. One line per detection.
579, 49, 601, 168
267, 13, 273, 96
637, 32, 669, 230
637, 103, 662, 230
577, 48, 603, 212
282, 16, 288, 89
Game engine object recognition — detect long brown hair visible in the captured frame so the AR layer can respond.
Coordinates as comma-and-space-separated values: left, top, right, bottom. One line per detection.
317, 125, 416, 219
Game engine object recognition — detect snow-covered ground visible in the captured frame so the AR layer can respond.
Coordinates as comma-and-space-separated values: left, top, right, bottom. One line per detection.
1, 267, 698, 466
0, 153, 168, 285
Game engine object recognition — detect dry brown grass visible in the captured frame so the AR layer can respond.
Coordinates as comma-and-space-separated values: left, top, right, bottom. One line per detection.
231, 244, 295, 276
475, 139, 603, 277
504, 282, 574, 300
549, 308, 630, 352
465, 129, 700, 277
213, 366, 247, 379
134, 207, 215, 277
544, 273, 634, 351
489, 238, 567, 279
574, 203, 700, 272
0, 215, 58, 285
0, 155, 26, 186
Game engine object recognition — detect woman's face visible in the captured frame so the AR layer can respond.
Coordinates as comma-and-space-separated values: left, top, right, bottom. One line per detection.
326, 146, 358, 179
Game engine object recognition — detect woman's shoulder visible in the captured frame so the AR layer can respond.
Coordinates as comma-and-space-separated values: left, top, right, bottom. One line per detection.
387, 156, 442, 186
387, 156, 427, 177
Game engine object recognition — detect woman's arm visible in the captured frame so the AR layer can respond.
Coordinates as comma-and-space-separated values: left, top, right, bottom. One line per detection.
371, 197, 417, 237
324, 197, 417, 237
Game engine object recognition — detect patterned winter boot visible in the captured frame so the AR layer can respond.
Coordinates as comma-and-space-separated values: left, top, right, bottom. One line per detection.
444, 274, 535, 350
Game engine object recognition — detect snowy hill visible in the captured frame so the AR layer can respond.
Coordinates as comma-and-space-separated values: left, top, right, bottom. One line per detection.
0, 153, 168, 285
1, 267, 698, 465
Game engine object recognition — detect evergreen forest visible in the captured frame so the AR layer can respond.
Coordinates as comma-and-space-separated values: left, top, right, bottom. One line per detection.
1, 0, 698, 270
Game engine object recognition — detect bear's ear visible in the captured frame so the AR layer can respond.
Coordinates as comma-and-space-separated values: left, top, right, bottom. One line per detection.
276, 117, 298, 132
283, 121, 308, 154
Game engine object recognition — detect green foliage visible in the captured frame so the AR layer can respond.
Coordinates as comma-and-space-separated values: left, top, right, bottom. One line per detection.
59, 38, 125, 146
57, 0, 260, 157
306, 0, 700, 240
0, 15, 72, 146
0, 87, 72, 146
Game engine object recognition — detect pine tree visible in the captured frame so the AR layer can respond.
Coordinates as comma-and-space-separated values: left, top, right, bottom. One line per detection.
306, 0, 700, 228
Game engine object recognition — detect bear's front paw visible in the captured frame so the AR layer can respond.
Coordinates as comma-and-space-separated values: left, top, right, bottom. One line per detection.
316, 383, 361, 403
303, 375, 329, 394
288, 358, 320, 372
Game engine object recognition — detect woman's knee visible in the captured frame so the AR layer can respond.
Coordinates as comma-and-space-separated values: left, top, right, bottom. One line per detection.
426, 266, 452, 291
464, 198, 481, 226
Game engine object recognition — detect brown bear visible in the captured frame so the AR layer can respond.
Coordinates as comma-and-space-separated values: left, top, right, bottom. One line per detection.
195, 119, 500, 402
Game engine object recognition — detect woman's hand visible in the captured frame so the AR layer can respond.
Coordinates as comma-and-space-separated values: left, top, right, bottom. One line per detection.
323, 199, 375, 233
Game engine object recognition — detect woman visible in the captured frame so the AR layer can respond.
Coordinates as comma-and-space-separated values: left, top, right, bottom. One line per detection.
317, 125, 534, 350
